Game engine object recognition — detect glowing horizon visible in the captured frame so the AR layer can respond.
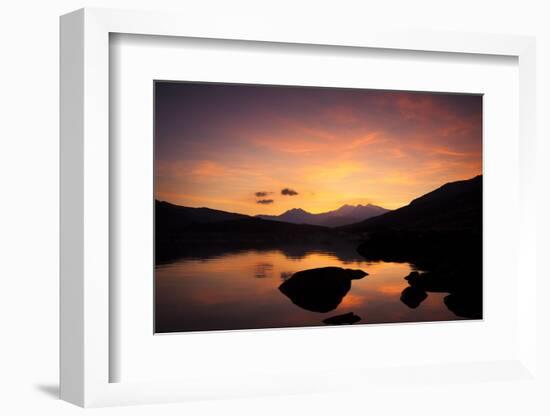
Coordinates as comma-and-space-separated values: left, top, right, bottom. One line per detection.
155, 82, 482, 215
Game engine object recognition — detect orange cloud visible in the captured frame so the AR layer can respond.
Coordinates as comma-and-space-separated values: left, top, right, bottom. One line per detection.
190, 160, 228, 177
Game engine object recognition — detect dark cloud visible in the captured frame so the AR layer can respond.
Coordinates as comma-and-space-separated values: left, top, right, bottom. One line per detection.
281, 188, 299, 196
256, 199, 274, 205
255, 191, 271, 197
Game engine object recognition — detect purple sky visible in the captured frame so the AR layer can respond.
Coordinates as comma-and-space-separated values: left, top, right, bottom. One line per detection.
155, 81, 482, 214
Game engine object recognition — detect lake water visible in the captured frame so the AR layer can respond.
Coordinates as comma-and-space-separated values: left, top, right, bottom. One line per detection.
155, 248, 464, 333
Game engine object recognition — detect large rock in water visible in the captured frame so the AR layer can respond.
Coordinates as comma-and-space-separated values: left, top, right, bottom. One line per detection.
279, 267, 367, 313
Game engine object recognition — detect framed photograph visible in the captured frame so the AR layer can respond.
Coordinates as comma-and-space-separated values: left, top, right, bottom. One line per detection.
60, 8, 539, 408
153, 81, 483, 333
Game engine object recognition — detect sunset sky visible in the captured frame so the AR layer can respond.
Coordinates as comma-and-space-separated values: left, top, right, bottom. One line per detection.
155, 82, 482, 215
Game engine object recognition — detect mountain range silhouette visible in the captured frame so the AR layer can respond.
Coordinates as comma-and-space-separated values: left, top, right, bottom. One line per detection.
257, 204, 389, 227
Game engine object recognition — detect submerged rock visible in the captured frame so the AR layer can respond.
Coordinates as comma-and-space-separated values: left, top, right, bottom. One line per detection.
322, 312, 362, 325
279, 267, 367, 313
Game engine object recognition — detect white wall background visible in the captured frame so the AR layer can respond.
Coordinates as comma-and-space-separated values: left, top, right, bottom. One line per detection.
0, 0, 548, 415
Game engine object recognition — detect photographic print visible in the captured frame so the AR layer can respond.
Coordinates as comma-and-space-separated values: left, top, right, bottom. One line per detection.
154, 81, 482, 333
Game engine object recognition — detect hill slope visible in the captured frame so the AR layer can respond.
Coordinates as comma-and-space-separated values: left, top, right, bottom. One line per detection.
155, 200, 337, 262
156, 200, 249, 228
344, 175, 482, 233
349, 175, 483, 267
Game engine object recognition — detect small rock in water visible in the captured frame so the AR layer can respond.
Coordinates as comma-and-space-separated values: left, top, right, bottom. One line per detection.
400, 286, 428, 308
322, 312, 362, 325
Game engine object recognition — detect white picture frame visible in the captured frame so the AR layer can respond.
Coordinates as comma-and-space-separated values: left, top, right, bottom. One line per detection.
60, 7, 538, 408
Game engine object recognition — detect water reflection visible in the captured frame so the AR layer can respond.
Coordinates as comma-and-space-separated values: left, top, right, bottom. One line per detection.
156, 239, 369, 265
155, 246, 465, 333
254, 262, 274, 279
